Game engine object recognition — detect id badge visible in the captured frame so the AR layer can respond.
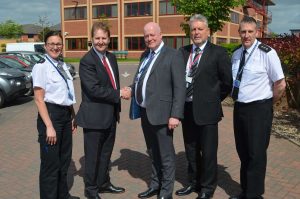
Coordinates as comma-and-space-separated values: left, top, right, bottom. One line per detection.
186, 76, 192, 84
68, 91, 74, 100
233, 80, 240, 88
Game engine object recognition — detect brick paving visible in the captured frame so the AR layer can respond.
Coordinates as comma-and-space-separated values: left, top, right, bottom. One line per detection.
0, 63, 299, 199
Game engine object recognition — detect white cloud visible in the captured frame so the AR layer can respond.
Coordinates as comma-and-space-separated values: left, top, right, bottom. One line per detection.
0, 0, 60, 25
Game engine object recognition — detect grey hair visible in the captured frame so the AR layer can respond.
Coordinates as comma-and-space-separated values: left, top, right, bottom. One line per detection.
239, 16, 258, 31
189, 14, 209, 27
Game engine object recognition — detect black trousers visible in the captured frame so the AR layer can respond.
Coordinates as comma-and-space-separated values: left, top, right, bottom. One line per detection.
234, 98, 273, 198
181, 102, 218, 196
37, 103, 72, 199
141, 108, 175, 198
83, 119, 116, 197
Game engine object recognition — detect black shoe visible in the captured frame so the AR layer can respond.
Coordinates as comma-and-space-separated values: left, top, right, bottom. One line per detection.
138, 188, 159, 198
229, 193, 245, 199
85, 194, 101, 199
68, 196, 80, 199
157, 196, 173, 199
99, 183, 125, 194
197, 192, 212, 199
175, 185, 195, 196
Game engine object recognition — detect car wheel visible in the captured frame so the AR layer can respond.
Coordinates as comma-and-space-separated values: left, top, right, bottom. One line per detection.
0, 91, 5, 108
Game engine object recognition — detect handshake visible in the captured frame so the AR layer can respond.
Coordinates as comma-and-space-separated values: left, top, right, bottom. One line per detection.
120, 87, 132, 100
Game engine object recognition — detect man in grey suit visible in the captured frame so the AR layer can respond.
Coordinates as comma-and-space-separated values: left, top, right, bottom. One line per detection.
124, 22, 186, 199
175, 14, 232, 199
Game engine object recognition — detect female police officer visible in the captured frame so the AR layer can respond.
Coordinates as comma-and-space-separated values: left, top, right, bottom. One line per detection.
32, 31, 78, 199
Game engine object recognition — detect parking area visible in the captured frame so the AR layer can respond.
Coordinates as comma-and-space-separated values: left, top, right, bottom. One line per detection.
0, 63, 299, 199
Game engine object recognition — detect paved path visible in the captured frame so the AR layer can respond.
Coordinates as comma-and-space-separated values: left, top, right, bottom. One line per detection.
0, 63, 299, 199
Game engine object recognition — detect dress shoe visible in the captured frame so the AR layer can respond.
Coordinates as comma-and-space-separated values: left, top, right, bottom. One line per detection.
229, 194, 263, 199
85, 194, 101, 199
229, 193, 245, 199
196, 192, 212, 199
138, 188, 159, 198
68, 196, 80, 199
99, 183, 125, 194
175, 185, 195, 196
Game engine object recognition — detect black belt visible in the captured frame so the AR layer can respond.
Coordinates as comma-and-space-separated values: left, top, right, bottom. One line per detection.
235, 98, 273, 105
45, 102, 71, 110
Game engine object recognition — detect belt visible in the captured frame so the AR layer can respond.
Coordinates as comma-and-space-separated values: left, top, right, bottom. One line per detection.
45, 102, 71, 110
235, 98, 273, 105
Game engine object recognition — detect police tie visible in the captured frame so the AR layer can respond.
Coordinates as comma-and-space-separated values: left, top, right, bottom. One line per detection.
231, 49, 247, 101
186, 47, 201, 97
136, 51, 155, 104
57, 61, 70, 80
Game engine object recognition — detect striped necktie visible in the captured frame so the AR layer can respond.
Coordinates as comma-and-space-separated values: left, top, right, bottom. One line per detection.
186, 47, 201, 97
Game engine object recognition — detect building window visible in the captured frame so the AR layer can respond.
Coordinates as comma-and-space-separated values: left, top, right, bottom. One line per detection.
125, 37, 146, 50
109, 37, 118, 50
216, 37, 227, 45
230, 11, 239, 24
125, 2, 152, 17
163, 36, 190, 49
230, 39, 240, 43
159, 0, 177, 15
64, 7, 87, 20
92, 4, 117, 18
66, 38, 88, 50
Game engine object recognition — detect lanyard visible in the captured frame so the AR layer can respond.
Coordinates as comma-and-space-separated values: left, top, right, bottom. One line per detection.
45, 55, 70, 91
237, 42, 259, 77
188, 49, 203, 69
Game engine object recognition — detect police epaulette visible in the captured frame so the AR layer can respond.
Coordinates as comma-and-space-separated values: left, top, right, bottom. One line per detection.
37, 57, 46, 63
258, 43, 271, 53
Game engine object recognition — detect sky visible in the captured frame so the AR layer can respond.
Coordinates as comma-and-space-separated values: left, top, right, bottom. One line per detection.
0, 0, 299, 34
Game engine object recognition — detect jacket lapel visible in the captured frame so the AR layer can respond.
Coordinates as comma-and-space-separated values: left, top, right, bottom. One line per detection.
149, 45, 167, 75
194, 41, 211, 79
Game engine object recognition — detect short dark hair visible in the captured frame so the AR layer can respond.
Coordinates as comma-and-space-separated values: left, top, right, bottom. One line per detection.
239, 16, 258, 30
44, 31, 62, 43
91, 22, 111, 38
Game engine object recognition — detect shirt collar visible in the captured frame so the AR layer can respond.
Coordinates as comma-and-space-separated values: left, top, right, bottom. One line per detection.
93, 46, 106, 60
149, 41, 164, 56
243, 39, 258, 54
193, 41, 207, 52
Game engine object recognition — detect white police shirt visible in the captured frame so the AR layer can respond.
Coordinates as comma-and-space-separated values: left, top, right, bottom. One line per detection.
232, 39, 284, 103
32, 55, 76, 106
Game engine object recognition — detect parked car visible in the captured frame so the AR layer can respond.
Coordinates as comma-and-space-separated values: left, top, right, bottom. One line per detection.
6, 42, 45, 53
0, 58, 33, 96
1, 51, 76, 77
0, 65, 31, 108
0, 54, 34, 68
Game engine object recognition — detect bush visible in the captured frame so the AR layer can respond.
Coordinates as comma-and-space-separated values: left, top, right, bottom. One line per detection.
220, 43, 241, 57
260, 34, 300, 109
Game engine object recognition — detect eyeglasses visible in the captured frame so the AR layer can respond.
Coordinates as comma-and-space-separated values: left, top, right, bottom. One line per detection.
47, 43, 63, 48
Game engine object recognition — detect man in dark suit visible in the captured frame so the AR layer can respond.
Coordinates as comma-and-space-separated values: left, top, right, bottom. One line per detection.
175, 14, 232, 199
76, 22, 126, 199
125, 22, 186, 199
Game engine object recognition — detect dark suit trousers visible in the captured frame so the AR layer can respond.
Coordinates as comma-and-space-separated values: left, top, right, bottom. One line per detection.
141, 108, 175, 198
181, 102, 218, 195
37, 103, 72, 199
234, 99, 273, 198
83, 119, 116, 197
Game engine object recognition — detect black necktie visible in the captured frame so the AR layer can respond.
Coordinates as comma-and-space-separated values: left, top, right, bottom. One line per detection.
231, 49, 247, 101
57, 61, 69, 80
186, 47, 201, 97
136, 51, 155, 104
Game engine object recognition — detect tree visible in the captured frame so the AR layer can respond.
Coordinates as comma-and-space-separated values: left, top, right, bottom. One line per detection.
36, 15, 51, 42
0, 20, 23, 39
172, 0, 245, 35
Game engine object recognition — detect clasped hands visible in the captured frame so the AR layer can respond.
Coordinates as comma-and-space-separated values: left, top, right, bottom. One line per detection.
120, 86, 132, 100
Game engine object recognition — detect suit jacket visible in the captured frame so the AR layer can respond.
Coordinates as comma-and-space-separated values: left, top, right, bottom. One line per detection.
76, 49, 121, 129
130, 45, 186, 125
179, 42, 232, 125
